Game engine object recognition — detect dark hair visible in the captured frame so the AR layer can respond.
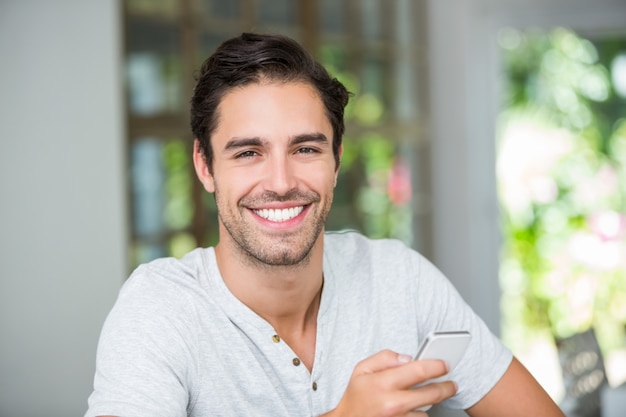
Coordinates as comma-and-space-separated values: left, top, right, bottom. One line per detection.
190, 32, 350, 172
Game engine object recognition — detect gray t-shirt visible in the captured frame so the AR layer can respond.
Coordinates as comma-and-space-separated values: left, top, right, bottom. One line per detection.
86, 231, 512, 417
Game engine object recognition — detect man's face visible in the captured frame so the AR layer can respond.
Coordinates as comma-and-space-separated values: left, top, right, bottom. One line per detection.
195, 81, 340, 267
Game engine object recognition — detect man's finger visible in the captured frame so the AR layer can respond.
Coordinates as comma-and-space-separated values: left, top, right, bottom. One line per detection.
397, 379, 458, 412
380, 358, 449, 390
353, 350, 412, 376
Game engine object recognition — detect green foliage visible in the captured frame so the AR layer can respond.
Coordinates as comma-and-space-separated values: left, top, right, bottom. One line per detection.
163, 140, 192, 230
498, 28, 626, 353
320, 45, 413, 244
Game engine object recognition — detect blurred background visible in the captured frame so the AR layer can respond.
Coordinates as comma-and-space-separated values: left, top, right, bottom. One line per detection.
1, 0, 625, 416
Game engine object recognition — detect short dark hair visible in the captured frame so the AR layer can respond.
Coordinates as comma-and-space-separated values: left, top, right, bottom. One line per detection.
190, 32, 350, 173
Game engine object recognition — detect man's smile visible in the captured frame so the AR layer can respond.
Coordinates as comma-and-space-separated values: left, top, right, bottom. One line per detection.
252, 205, 306, 222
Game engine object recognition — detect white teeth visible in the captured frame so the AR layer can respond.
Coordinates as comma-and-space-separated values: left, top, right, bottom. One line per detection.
254, 206, 304, 222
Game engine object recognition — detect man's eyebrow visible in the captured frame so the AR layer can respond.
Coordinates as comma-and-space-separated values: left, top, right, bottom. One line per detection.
222, 133, 329, 152
290, 133, 329, 146
223, 137, 264, 151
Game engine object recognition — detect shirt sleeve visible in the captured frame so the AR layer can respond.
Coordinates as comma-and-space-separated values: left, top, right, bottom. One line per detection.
413, 252, 513, 410
85, 266, 195, 417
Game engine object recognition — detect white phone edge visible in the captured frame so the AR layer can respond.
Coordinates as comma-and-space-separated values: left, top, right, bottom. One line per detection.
413, 330, 472, 411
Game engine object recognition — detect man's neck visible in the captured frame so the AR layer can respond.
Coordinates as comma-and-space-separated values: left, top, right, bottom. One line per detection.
213, 235, 324, 370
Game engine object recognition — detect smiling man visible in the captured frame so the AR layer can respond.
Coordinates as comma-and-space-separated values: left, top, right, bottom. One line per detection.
85, 33, 565, 417
201, 81, 335, 270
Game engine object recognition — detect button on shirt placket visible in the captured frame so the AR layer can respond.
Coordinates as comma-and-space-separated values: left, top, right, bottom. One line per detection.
308, 325, 326, 417
271, 333, 321, 415
272, 334, 305, 370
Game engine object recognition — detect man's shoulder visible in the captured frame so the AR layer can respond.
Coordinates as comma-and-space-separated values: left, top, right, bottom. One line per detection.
322, 230, 428, 298
122, 247, 212, 299
323, 230, 418, 273
133, 247, 204, 276
324, 230, 411, 254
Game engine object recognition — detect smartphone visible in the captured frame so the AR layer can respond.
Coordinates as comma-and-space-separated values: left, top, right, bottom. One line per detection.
413, 331, 471, 411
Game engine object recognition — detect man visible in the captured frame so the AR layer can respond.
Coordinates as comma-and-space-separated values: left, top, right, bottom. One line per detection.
86, 33, 564, 417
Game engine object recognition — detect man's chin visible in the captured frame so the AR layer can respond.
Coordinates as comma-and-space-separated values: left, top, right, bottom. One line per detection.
247, 248, 312, 267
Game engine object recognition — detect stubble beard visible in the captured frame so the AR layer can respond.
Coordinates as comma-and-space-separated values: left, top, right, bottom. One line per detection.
216, 188, 333, 268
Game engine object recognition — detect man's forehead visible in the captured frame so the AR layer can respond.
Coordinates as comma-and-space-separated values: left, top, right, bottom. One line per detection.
213, 81, 330, 129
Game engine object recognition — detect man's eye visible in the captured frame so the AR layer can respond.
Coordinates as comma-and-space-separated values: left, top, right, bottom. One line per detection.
236, 150, 258, 158
296, 147, 318, 154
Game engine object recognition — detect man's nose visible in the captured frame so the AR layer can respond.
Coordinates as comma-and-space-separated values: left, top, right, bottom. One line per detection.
263, 155, 297, 195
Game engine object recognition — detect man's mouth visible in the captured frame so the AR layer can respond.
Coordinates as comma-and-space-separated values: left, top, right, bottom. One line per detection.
253, 206, 305, 222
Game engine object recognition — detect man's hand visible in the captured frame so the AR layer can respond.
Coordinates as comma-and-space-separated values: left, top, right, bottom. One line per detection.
322, 350, 458, 417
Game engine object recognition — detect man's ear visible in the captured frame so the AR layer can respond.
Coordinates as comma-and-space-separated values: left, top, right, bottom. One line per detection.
193, 139, 215, 193
334, 144, 343, 187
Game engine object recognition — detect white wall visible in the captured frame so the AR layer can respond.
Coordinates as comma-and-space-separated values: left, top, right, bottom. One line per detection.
0, 1, 125, 416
